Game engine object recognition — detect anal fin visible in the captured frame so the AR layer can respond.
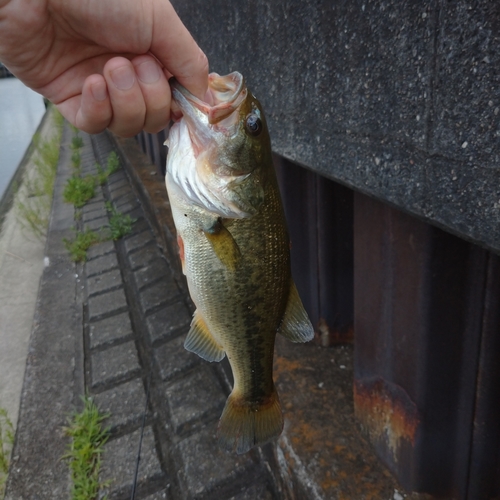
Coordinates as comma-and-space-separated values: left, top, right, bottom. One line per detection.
278, 281, 314, 343
184, 310, 225, 362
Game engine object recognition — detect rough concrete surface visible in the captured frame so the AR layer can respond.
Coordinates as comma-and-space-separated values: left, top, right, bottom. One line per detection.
170, 0, 500, 255
0, 109, 55, 434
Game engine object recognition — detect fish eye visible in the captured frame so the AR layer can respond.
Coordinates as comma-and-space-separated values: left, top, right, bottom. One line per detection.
245, 114, 262, 136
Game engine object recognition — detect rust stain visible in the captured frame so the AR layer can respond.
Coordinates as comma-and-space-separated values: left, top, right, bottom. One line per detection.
314, 318, 354, 346
273, 355, 305, 376
354, 377, 420, 461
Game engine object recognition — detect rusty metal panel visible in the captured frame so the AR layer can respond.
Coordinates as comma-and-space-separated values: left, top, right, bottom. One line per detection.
467, 253, 500, 499
274, 155, 353, 341
353, 191, 493, 497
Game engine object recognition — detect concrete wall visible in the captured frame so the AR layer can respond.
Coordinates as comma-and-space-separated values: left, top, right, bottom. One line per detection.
171, 0, 500, 252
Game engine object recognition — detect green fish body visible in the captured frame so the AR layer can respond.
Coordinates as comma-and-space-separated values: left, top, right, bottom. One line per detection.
165, 72, 313, 454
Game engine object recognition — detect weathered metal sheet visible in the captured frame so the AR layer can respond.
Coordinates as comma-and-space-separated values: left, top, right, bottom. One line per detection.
274, 156, 354, 342
353, 191, 496, 497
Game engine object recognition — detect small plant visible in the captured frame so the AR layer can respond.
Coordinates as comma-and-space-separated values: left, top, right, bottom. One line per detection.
96, 152, 120, 186
63, 176, 96, 208
106, 202, 136, 240
71, 149, 81, 170
63, 396, 110, 500
63, 228, 101, 262
15, 109, 62, 238
106, 152, 120, 174
0, 408, 14, 497
70, 135, 84, 150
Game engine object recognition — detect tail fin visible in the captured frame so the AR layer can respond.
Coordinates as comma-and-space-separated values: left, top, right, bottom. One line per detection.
217, 390, 283, 455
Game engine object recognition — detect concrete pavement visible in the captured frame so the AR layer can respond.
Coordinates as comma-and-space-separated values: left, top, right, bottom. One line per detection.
0, 109, 54, 436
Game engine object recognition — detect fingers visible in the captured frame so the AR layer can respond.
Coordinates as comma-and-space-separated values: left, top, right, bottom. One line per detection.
74, 74, 112, 134
151, 0, 209, 100
132, 55, 171, 133
103, 57, 146, 137
56, 56, 171, 136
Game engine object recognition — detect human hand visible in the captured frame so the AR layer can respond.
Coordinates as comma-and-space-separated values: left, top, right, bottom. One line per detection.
0, 0, 208, 136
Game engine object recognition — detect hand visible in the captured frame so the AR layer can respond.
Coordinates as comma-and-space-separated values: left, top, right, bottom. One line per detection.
0, 0, 208, 136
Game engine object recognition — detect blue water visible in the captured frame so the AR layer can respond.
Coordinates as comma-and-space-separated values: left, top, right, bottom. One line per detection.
0, 79, 46, 201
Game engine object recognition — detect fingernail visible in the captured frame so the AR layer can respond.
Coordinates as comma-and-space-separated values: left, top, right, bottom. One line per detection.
91, 81, 107, 101
136, 60, 161, 84
110, 65, 135, 90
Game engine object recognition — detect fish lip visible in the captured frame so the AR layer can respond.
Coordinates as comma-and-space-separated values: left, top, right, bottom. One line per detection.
170, 72, 247, 125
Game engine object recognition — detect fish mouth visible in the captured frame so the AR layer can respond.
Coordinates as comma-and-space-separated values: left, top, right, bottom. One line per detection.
169, 72, 248, 157
170, 72, 247, 125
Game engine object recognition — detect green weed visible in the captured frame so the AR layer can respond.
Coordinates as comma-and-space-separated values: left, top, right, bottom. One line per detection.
15, 110, 62, 238
0, 408, 14, 497
63, 396, 110, 500
63, 176, 96, 208
63, 228, 101, 262
106, 203, 136, 240
71, 149, 81, 170
96, 152, 120, 186
70, 135, 84, 150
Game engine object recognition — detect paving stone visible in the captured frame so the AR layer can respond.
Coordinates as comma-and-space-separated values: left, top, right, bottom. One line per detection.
84, 215, 109, 232
113, 191, 139, 211
133, 258, 170, 290
106, 170, 126, 185
165, 366, 226, 435
87, 240, 116, 261
86, 251, 119, 277
126, 206, 144, 223
143, 490, 168, 500
128, 243, 162, 271
93, 378, 148, 435
154, 334, 199, 381
123, 217, 150, 237
89, 311, 133, 349
88, 287, 128, 321
107, 176, 129, 191
82, 199, 107, 216
88, 269, 123, 297
176, 426, 255, 499
228, 483, 275, 500
139, 279, 180, 314
82, 204, 107, 222
91, 341, 141, 388
109, 184, 132, 202
124, 229, 155, 255
146, 301, 192, 345
100, 426, 164, 499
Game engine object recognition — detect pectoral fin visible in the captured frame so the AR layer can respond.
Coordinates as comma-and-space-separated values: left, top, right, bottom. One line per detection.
278, 282, 314, 343
203, 219, 241, 271
184, 310, 226, 362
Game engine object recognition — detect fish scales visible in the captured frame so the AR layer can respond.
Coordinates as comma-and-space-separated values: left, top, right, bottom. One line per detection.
165, 71, 314, 454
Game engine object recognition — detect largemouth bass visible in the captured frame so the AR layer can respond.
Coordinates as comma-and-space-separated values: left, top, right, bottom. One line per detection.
165, 72, 314, 454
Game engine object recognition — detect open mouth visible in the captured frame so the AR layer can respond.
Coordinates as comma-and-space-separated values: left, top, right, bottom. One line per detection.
170, 72, 247, 125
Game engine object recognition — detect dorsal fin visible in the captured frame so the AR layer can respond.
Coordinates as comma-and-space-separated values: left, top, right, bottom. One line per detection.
278, 282, 314, 343
184, 310, 226, 362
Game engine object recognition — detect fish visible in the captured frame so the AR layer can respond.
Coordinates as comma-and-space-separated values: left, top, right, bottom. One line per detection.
165, 71, 314, 454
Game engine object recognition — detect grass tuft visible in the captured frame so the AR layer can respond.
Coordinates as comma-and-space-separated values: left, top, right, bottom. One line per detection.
106, 202, 136, 240
63, 176, 96, 208
70, 135, 84, 150
15, 110, 63, 239
0, 408, 14, 497
96, 152, 120, 185
63, 228, 101, 262
63, 396, 110, 500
